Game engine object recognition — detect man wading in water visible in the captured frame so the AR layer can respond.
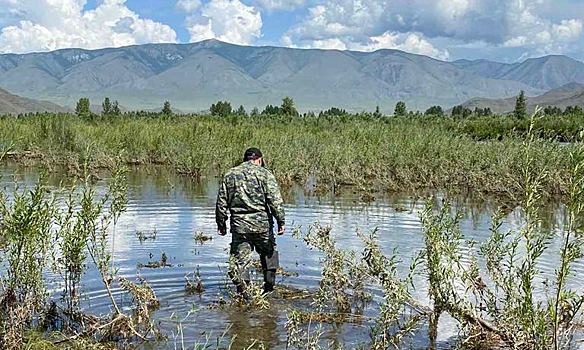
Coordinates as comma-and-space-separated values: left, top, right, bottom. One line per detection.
216, 148, 285, 294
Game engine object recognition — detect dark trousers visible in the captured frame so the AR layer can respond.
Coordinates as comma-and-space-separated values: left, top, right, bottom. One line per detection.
230, 232, 278, 293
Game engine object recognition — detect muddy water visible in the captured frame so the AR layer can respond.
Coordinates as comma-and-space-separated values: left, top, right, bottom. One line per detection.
0, 163, 579, 349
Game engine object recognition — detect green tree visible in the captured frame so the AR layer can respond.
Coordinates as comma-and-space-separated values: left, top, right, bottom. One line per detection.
112, 101, 121, 116
321, 107, 348, 117
210, 101, 232, 117
544, 106, 562, 116
102, 97, 112, 116
394, 101, 406, 116
236, 105, 247, 117
162, 101, 172, 116
425, 105, 444, 116
514, 90, 527, 119
564, 105, 583, 115
281, 97, 298, 116
262, 104, 281, 115
474, 107, 492, 117
75, 98, 91, 118
452, 105, 472, 118
374, 105, 382, 117
250, 107, 260, 117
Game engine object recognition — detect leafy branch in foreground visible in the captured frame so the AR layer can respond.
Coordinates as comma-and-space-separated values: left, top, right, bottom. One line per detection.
285, 112, 584, 350
0, 178, 55, 349
287, 224, 422, 350
549, 145, 584, 350
0, 158, 162, 348
416, 112, 584, 349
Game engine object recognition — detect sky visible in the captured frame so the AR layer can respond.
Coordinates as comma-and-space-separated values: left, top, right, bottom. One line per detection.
0, 0, 583, 62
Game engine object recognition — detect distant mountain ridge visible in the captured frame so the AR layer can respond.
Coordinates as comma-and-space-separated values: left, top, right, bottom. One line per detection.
0, 87, 66, 114
455, 82, 584, 113
452, 55, 584, 91
0, 40, 583, 112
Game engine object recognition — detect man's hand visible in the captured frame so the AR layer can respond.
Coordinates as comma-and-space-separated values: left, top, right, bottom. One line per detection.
218, 227, 227, 236
277, 225, 285, 236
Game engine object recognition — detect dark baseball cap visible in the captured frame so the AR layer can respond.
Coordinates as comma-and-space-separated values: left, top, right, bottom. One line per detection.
244, 147, 263, 161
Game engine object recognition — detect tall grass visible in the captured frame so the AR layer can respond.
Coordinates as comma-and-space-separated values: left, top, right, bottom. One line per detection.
445, 113, 584, 141
0, 112, 576, 199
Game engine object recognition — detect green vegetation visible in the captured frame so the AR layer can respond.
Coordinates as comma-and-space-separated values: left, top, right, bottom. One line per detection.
209, 101, 232, 117
394, 101, 406, 116
286, 120, 584, 349
162, 101, 172, 116
425, 105, 444, 116
451, 104, 473, 118
281, 97, 298, 116
447, 113, 584, 141
1, 107, 581, 199
515, 90, 527, 119
0, 158, 162, 349
74, 98, 90, 119
2, 115, 584, 349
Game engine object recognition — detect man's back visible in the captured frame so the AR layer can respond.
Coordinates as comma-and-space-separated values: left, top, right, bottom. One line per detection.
216, 161, 285, 234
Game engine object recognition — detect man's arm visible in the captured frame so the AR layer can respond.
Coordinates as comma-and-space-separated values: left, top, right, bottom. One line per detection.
216, 178, 229, 235
265, 172, 285, 234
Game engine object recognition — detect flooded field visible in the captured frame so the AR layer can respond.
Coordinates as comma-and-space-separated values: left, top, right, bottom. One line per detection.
1, 162, 581, 349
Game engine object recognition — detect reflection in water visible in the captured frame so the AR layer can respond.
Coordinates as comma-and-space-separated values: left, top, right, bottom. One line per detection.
0, 162, 577, 349
226, 308, 280, 349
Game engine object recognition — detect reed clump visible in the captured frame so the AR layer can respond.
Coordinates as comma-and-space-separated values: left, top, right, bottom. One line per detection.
185, 268, 205, 295
0, 111, 576, 199
137, 252, 172, 269
193, 231, 213, 244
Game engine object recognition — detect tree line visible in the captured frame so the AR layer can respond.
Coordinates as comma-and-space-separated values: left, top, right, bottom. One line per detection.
73, 92, 583, 120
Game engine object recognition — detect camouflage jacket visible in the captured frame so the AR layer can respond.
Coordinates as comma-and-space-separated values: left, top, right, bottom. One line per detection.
216, 161, 285, 234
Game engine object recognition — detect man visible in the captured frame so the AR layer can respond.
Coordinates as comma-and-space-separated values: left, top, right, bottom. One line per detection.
216, 147, 285, 294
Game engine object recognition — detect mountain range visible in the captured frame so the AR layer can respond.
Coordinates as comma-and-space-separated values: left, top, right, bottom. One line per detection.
1, 39, 584, 112
456, 82, 584, 114
0, 87, 66, 114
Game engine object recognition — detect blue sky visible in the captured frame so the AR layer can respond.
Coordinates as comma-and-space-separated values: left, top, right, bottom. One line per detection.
0, 0, 583, 62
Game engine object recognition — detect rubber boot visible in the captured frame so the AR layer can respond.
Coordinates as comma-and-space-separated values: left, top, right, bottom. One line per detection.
263, 270, 276, 293
261, 251, 279, 294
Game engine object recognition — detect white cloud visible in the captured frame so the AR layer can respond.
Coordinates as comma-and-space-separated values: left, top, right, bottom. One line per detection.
176, 0, 202, 14
310, 38, 347, 50
184, 0, 262, 45
0, 0, 177, 54
503, 1, 582, 54
368, 32, 450, 60
252, 0, 304, 12
552, 19, 582, 42
437, 0, 472, 19
286, 30, 449, 60
280, 0, 583, 60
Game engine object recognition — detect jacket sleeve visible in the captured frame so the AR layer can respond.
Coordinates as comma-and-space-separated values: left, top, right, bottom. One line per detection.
265, 172, 285, 226
216, 177, 229, 231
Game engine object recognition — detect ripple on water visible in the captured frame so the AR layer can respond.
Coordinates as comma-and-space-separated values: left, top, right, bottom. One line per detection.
1, 162, 581, 349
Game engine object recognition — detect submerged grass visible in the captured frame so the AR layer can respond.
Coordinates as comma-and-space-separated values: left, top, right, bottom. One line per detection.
0, 112, 576, 199
22, 331, 120, 349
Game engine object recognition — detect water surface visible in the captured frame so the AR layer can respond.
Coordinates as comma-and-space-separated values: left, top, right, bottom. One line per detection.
0, 163, 578, 349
